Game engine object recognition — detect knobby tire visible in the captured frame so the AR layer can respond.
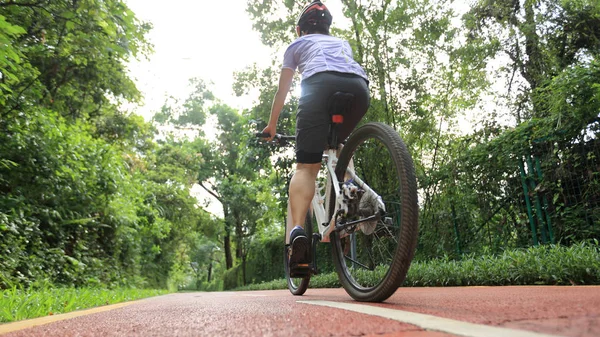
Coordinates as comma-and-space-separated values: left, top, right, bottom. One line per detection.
330, 122, 419, 302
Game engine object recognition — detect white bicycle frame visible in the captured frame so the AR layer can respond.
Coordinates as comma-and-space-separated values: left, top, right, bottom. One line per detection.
306, 148, 386, 243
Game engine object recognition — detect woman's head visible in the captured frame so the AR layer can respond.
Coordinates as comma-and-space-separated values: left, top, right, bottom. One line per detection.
296, 1, 332, 36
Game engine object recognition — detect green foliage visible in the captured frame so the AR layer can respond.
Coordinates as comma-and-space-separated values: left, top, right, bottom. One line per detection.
0, 106, 214, 289
196, 279, 223, 292
406, 241, 600, 286
235, 241, 600, 290
244, 232, 283, 284
222, 265, 244, 290
234, 278, 287, 291
416, 0, 600, 257
153, 78, 215, 129
1, 0, 151, 121
0, 286, 169, 323
535, 60, 600, 136
0, 14, 26, 105
0, 1, 218, 292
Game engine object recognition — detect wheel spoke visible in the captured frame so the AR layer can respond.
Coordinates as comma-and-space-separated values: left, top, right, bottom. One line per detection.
344, 254, 374, 271
372, 228, 393, 265
365, 240, 377, 268
381, 221, 398, 244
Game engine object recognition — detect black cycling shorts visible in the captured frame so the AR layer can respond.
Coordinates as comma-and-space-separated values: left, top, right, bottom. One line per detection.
295, 71, 370, 164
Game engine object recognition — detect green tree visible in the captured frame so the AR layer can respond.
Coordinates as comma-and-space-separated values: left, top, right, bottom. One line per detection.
154, 79, 277, 282
0, 0, 218, 290
465, 0, 600, 122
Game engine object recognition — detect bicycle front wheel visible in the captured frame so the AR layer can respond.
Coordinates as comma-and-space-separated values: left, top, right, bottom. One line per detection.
330, 122, 418, 302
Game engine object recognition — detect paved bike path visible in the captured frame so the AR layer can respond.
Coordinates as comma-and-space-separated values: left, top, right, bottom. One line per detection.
1, 286, 598, 336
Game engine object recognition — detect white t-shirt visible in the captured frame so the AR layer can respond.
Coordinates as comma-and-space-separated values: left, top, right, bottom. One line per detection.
282, 34, 368, 81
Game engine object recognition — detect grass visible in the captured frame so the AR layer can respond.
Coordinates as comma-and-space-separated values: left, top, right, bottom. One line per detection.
0, 287, 169, 323
406, 241, 600, 286
234, 241, 600, 291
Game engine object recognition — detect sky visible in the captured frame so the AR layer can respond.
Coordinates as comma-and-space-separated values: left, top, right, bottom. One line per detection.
124, 0, 273, 120
122, 0, 285, 218
124, 0, 349, 121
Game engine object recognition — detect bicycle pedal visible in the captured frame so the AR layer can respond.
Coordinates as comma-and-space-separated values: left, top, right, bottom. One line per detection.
290, 263, 310, 270
290, 272, 310, 278
289, 263, 311, 278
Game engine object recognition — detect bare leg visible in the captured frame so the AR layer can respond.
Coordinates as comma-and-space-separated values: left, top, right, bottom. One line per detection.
286, 162, 320, 244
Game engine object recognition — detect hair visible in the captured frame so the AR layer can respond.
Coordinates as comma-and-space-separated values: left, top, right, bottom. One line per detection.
304, 23, 330, 35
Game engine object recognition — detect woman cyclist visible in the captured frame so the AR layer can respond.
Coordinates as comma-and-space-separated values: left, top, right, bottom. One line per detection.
261, 1, 370, 266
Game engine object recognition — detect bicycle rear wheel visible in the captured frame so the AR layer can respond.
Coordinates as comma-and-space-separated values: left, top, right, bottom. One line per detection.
284, 210, 312, 295
330, 122, 418, 302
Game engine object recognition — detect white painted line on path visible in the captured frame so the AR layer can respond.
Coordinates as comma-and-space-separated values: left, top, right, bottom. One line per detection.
298, 300, 565, 337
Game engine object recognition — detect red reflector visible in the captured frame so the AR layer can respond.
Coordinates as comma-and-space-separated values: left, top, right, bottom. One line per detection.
332, 115, 344, 123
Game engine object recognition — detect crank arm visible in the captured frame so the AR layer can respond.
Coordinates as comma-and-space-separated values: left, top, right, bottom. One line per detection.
335, 213, 380, 232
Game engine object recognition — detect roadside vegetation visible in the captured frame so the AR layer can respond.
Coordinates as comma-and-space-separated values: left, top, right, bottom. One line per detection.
234, 242, 600, 291
0, 286, 169, 323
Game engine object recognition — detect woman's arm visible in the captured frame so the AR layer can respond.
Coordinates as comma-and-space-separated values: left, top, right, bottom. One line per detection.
261, 68, 295, 139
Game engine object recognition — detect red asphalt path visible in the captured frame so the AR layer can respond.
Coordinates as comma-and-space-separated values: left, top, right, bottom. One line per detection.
1, 286, 598, 337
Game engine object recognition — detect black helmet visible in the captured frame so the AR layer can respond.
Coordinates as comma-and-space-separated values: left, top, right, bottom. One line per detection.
297, 1, 333, 33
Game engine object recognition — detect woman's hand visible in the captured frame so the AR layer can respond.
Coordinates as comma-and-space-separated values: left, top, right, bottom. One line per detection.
261, 125, 276, 141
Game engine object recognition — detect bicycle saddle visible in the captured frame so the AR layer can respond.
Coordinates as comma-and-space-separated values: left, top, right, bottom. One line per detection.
327, 92, 355, 124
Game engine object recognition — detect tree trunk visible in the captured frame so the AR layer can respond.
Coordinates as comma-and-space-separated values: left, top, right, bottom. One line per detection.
242, 255, 247, 286
523, 0, 543, 92
235, 211, 243, 260
207, 259, 213, 282
223, 205, 233, 269
224, 233, 233, 270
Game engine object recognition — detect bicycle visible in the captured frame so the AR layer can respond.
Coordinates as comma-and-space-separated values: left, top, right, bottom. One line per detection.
258, 92, 418, 302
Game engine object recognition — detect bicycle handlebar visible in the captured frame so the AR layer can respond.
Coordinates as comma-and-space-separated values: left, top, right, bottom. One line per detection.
255, 132, 296, 146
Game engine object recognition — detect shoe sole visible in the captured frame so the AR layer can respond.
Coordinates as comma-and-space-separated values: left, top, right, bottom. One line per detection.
289, 235, 309, 265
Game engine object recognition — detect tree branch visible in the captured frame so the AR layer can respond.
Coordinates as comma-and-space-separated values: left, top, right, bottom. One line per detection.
340, 0, 364, 63
198, 181, 222, 203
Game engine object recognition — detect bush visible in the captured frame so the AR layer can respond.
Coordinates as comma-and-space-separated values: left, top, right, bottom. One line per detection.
222, 265, 244, 290
242, 231, 337, 286
198, 280, 223, 292
244, 234, 283, 284
405, 241, 600, 286
233, 241, 600, 290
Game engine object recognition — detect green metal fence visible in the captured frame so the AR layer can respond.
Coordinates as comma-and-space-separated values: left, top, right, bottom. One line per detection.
417, 127, 600, 260
536, 137, 600, 245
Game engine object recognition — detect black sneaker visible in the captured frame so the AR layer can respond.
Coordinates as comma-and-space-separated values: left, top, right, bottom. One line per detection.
289, 226, 309, 265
